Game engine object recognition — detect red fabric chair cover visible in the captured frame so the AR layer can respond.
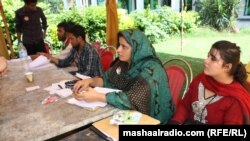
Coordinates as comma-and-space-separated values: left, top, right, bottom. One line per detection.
165, 65, 187, 106
100, 50, 113, 72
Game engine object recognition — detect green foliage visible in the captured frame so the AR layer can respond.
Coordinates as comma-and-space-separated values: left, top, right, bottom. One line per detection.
57, 7, 84, 24
118, 9, 136, 30
131, 6, 199, 43
131, 7, 167, 43
82, 6, 106, 43
1, 0, 23, 57
195, 0, 240, 31
55, 6, 106, 43
46, 25, 61, 54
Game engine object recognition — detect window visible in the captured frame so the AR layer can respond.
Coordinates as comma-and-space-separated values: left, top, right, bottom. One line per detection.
244, 0, 250, 15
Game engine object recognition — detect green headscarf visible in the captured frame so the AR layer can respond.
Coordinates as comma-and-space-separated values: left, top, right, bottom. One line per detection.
105, 29, 173, 124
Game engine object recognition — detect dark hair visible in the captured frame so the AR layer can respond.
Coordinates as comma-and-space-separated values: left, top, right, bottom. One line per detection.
68, 24, 86, 41
57, 21, 75, 32
211, 40, 250, 92
24, 0, 37, 4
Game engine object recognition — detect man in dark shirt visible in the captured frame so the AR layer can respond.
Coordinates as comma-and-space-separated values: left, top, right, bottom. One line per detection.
15, 0, 48, 55
40, 24, 103, 77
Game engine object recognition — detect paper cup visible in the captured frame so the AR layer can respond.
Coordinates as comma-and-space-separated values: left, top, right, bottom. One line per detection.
25, 72, 33, 82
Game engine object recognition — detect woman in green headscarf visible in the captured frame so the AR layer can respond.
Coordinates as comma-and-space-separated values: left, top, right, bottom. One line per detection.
73, 29, 173, 124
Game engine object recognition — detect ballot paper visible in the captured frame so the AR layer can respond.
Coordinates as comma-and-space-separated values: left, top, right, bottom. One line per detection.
67, 87, 121, 110
44, 80, 72, 97
54, 89, 72, 98
29, 55, 51, 70
26, 85, 40, 92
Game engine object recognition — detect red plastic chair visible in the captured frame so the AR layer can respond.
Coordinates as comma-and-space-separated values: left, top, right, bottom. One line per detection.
102, 44, 117, 59
163, 58, 193, 106
92, 42, 117, 72
100, 50, 113, 72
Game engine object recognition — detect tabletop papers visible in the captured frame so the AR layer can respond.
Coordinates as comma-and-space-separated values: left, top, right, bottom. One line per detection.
29, 55, 51, 70
67, 87, 121, 110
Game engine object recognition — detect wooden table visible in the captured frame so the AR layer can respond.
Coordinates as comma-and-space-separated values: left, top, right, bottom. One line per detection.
0, 59, 118, 141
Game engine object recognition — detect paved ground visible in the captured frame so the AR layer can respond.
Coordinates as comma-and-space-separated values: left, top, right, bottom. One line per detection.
236, 19, 250, 29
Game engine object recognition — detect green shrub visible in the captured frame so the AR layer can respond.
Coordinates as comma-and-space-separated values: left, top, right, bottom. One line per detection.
82, 6, 106, 43
118, 9, 136, 30
195, 0, 240, 31
55, 6, 106, 43
130, 6, 199, 43
131, 7, 168, 43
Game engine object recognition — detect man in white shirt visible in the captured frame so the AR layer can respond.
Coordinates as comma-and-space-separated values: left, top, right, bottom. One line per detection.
54, 21, 75, 59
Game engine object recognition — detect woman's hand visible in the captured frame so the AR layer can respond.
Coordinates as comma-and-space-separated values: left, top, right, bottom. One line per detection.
73, 78, 93, 93
73, 87, 106, 102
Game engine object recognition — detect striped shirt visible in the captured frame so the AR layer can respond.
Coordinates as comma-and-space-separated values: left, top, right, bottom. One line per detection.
58, 43, 103, 77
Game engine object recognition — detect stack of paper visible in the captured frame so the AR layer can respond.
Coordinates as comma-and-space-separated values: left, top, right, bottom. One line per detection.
29, 55, 52, 70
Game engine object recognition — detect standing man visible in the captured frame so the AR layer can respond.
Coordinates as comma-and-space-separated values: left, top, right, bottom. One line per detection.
15, 0, 48, 55
41, 24, 103, 77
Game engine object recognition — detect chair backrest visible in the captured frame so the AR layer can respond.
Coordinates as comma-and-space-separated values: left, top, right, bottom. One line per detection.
102, 44, 117, 59
92, 41, 103, 54
163, 58, 193, 106
92, 42, 117, 72
100, 50, 113, 72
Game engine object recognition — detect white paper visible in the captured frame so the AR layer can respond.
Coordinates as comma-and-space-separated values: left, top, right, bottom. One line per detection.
55, 89, 72, 98
26, 85, 40, 91
67, 87, 121, 109
75, 73, 91, 80
29, 55, 50, 70
44, 80, 70, 95
67, 98, 107, 110
30, 63, 54, 70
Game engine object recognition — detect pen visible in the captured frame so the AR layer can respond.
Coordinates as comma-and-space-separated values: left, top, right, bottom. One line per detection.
58, 85, 63, 89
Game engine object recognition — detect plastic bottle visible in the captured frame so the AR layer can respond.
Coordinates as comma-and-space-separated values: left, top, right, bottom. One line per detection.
18, 42, 29, 71
18, 42, 28, 59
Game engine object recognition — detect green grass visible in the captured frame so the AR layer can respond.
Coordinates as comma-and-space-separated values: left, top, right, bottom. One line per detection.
154, 27, 250, 63
154, 27, 250, 77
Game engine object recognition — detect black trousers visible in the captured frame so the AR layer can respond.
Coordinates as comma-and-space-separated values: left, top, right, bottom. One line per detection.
24, 39, 46, 55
